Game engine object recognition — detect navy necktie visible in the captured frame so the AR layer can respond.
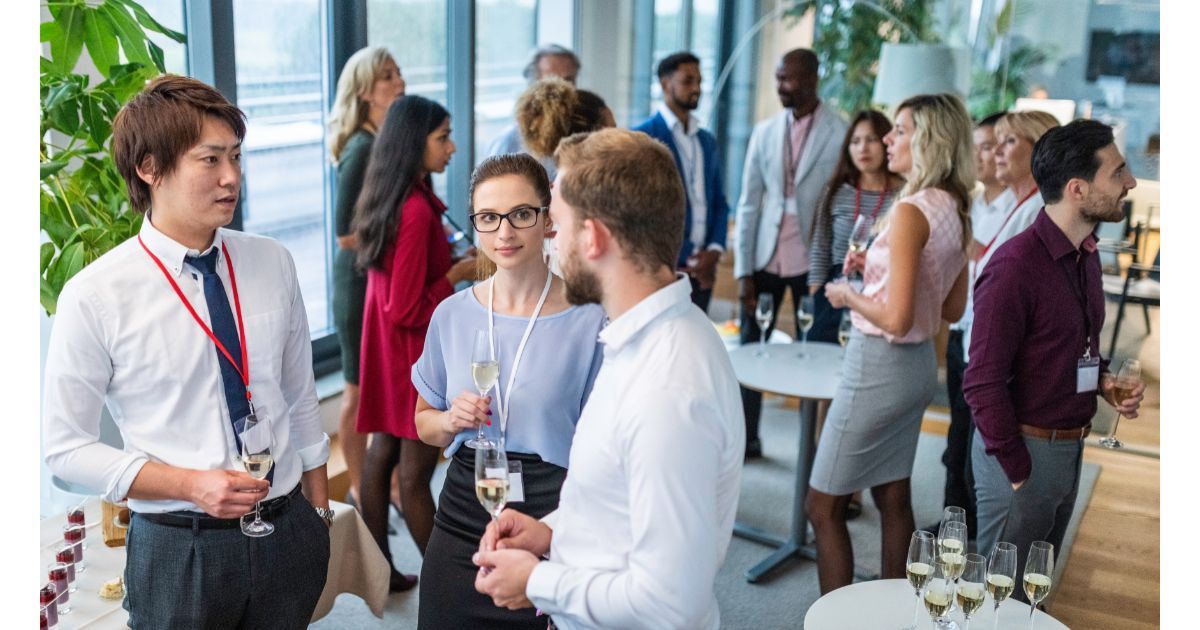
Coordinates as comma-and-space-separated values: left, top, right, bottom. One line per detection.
186, 249, 272, 483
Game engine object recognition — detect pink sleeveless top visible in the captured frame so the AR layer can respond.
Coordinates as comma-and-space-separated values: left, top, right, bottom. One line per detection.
852, 188, 966, 344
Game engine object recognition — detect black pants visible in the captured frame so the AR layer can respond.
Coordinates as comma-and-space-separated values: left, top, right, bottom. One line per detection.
739, 269, 809, 442
808, 264, 844, 344
942, 330, 977, 533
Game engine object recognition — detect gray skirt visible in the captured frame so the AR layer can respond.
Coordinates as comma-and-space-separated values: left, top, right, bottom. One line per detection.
809, 328, 937, 496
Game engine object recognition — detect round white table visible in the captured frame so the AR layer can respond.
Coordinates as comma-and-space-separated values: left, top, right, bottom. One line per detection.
804, 579, 1069, 629
728, 341, 845, 583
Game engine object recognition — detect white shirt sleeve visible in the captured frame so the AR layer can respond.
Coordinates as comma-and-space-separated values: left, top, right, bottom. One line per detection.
526, 391, 725, 629
42, 282, 147, 502
278, 249, 329, 470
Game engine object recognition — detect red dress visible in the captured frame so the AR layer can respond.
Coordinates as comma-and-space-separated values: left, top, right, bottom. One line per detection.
357, 180, 454, 438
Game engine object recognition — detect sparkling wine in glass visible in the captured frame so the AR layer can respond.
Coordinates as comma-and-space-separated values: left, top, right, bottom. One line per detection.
754, 292, 774, 357
467, 330, 499, 448
924, 562, 956, 629
796, 295, 815, 358
986, 542, 1017, 630
837, 310, 852, 347
1100, 359, 1141, 449
938, 519, 968, 620
1023, 541, 1054, 629
240, 416, 275, 538
845, 214, 875, 284
474, 440, 508, 527
905, 530, 936, 629
957, 553, 987, 629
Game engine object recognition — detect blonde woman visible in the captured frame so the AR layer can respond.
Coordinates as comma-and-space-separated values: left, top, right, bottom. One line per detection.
327, 46, 405, 511
807, 93, 973, 593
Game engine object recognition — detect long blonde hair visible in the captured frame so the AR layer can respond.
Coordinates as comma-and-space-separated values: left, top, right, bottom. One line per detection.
328, 46, 394, 163
888, 93, 976, 252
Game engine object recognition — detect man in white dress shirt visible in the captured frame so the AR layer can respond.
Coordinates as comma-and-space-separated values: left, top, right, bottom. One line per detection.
42, 75, 332, 628
473, 128, 745, 629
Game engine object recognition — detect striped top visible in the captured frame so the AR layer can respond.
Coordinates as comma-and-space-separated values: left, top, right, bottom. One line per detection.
808, 182, 898, 286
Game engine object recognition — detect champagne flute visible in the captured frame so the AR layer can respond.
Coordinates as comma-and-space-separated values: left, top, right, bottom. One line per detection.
924, 562, 956, 630
957, 553, 987, 630
837, 310, 852, 347
845, 214, 875, 286
943, 505, 966, 528
986, 542, 1017, 630
1023, 541, 1054, 629
1100, 359, 1141, 449
239, 416, 275, 538
754, 292, 774, 357
466, 329, 499, 448
796, 295, 815, 358
474, 440, 509, 528
905, 530, 937, 630
938, 520, 968, 620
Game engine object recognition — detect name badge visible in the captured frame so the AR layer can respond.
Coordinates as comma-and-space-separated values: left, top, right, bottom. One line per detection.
236, 413, 273, 454
507, 460, 525, 504
1076, 356, 1100, 393
784, 196, 799, 216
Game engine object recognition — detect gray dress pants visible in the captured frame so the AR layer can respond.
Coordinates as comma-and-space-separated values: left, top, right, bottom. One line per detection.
971, 429, 1083, 603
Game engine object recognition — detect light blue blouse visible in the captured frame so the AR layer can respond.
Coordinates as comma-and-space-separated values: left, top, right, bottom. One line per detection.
411, 285, 606, 468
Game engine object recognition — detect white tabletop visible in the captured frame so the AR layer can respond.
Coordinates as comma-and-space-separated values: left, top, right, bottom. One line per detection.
39, 497, 389, 628
804, 579, 1069, 629
728, 341, 843, 400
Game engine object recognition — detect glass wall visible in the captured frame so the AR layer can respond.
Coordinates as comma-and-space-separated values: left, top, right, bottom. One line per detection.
650, 0, 722, 123
475, 0, 538, 164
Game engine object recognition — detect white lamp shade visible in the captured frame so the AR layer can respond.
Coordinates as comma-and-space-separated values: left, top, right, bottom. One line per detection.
872, 43, 971, 106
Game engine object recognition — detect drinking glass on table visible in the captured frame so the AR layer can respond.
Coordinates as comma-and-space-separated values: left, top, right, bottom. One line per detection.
957, 553, 987, 629
48, 563, 71, 615
986, 542, 1017, 630
905, 530, 936, 629
474, 440, 508, 528
62, 524, 85, 572
239, 415, 275, 538
938, 520, 968, 619
754, 292, 774, 357
1100, 359, 1141, 449
795, 295, 815, 358
1023, 541, 1054, 629
924, 562, 956, 629
54, 545, 77, 593
467, 329, 499, 448
837, 310, 853, 347
942, 505, 966, 528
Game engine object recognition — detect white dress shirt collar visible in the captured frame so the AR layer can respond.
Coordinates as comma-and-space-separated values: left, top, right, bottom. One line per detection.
140, 211, 226, 278
598, 274, 693, 353
658, 102, 700, 138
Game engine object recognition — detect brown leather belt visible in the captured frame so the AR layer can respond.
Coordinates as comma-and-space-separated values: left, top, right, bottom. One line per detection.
1019, 423, 1091, 441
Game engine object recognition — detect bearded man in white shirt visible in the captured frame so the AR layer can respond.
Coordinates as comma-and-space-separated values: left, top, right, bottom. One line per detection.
42, 75, 333, 628
472, 128, 745, 629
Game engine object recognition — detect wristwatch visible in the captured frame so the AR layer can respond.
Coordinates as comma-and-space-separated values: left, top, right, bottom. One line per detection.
315, 506, 335, 528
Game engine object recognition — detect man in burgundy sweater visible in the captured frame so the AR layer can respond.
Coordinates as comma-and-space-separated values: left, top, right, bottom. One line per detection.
964, 119, 1145, 602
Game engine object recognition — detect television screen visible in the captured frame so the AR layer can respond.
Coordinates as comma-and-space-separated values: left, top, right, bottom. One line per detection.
1086, 30, 1160, 85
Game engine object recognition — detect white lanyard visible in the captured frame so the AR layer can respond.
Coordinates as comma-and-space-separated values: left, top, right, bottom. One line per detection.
487, 268, 553, 437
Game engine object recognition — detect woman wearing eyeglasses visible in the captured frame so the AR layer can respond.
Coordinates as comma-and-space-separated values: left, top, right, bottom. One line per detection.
412, 154, 606, 629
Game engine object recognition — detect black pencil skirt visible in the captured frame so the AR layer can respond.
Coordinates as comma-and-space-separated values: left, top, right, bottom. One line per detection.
418, 446, 566, 630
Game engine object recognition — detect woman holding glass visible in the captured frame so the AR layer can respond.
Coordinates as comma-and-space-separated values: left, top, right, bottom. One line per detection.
327, 46, 405, 510
807, 93, 973, 594
354, 95, 477, 591
412, 153, 605, 629
807, 109, 904, 343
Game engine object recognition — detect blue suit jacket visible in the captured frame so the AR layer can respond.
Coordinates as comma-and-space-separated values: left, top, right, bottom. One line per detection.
633, 111, 730, 269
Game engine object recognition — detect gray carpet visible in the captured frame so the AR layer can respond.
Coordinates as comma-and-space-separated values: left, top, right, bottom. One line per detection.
311, 398, 1100, 629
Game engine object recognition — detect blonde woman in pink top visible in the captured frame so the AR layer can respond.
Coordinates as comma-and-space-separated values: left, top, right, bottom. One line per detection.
805, 93, 972, 594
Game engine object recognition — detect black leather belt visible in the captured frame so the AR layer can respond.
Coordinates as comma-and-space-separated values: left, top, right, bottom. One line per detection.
134, 484, 302, 530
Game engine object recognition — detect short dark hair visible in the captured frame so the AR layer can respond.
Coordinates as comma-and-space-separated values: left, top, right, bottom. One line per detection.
111, 75, 246, 213
522, 44, 581, 82
977, 111, 1006, 128
656, 51, 700, 79
1031, 119, 1115, 205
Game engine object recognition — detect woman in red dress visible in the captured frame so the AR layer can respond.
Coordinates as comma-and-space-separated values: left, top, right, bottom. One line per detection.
353, 94, 476, 590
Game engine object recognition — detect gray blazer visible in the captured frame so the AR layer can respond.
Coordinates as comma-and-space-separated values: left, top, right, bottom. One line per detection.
734, 106, 848, 279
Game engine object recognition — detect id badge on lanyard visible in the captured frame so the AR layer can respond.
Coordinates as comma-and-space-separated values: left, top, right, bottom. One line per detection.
1077, 349, 1100, 394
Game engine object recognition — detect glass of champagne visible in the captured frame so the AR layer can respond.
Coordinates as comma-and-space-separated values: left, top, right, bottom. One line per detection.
957, 553, 987, 629
466, 329, 499, 448
754, 292, 774, 357
837, 310, 852, 347
240, 416, 275, 538
905, 530, 936, 630
924, 562, 956, 630
795, 295, 815, 358
986, 542, 1017, 630
1100, 359, 1141, 449
846, 214, 875, 288
1023, 541, 1054, 629
474, 440, 508, 528
938, 519, 968, 619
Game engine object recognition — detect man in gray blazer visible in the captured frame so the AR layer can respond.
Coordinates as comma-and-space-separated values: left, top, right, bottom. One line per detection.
734, 48, 847, 458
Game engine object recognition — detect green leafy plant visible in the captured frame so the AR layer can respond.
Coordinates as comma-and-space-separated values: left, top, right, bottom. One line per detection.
967, 0, 1055, 118
40, 0, 185, 315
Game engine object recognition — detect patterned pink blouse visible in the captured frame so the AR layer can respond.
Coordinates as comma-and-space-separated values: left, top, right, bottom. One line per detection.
852, 187, 967, 344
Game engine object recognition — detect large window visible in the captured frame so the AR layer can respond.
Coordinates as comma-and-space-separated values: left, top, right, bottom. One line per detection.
140, 0, 187, 74
475, 0, 538, 164
233, 0, 333, 335
650, 0, 722, 123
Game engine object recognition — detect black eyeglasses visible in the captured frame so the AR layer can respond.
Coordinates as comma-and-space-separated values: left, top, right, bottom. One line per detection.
469, 206, 547, 232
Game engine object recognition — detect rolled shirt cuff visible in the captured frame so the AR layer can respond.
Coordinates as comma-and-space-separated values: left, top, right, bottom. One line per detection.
526, 560, 568, 613
296, 433, 331, 471
110, 456, 149, 503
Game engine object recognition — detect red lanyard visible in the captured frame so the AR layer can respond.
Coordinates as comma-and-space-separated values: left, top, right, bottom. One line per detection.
978, 187, 1039, 261
852, 184, 889, 223
138, 234, 252, 406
